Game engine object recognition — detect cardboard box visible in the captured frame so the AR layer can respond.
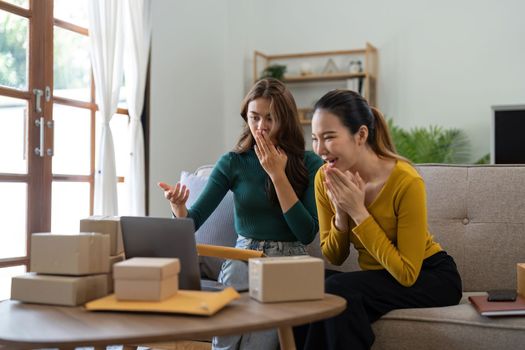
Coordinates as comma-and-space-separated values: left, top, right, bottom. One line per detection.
80, 216, 124, 255
31, 233, 110, 275
518, 263, 525, 297
114, 257, 180, 301
11, 273, 108, 306
249, 256, 324, 303
107, 253, 126, 293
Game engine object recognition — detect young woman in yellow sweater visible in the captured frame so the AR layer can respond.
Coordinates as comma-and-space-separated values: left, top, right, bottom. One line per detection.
299, 89, 462, 350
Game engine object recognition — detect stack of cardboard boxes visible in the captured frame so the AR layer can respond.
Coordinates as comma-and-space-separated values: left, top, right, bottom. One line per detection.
11, 216, 125, 306
11, 232, 111, 306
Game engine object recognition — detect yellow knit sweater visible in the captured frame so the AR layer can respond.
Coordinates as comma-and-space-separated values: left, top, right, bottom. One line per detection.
315, 160, 442, 287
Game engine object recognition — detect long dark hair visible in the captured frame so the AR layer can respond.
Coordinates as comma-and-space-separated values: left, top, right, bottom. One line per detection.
314, 89, 406, 161
235, 78, 308, 203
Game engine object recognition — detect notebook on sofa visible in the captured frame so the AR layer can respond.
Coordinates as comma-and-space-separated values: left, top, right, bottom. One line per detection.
469, 294, 525, 316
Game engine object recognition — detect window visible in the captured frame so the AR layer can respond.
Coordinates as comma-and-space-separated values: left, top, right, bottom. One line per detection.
0, 0, 131, 299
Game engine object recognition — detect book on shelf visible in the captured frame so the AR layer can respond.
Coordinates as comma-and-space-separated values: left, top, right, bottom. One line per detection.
469, 294, 525, 316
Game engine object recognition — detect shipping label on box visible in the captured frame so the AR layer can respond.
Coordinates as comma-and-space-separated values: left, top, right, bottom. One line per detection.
11, 272, 108, 306
30, 232, 110, 275
249, 256, 324, 303
80, 216, 124, 255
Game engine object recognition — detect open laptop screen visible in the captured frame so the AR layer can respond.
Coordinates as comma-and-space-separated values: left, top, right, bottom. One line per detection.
120, 216, 202, 290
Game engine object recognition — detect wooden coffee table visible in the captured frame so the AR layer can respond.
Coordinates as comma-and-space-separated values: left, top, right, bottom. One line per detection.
0, 293, 345, 350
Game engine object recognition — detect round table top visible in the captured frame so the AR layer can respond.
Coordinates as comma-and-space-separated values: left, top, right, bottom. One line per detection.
0, 293, 346, 349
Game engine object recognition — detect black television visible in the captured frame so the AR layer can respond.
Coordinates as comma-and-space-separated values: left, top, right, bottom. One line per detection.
491, 105, 525, 164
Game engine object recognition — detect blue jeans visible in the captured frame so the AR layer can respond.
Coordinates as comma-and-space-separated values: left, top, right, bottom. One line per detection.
212, 236, 308, 350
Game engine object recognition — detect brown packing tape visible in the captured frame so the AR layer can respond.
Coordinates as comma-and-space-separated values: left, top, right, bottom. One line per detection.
196, 244, 264, 261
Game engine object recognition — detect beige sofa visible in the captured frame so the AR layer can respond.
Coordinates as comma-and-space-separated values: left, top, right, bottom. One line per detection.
189, 164, 525, 349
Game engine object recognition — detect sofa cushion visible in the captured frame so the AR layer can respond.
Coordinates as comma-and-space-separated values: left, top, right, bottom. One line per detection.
416, 165, 525, 292
180, 171, 237, 280
371, 292, 525, 350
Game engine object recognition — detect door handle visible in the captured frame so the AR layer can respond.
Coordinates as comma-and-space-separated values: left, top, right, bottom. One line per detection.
33, 87, 53, 157
34, 117, 44, 157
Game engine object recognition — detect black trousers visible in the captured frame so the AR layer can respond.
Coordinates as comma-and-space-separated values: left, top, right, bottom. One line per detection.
294, 251, 462, 350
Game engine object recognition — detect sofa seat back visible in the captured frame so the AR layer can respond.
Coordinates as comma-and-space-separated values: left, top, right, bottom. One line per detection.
192, 164, 525, 292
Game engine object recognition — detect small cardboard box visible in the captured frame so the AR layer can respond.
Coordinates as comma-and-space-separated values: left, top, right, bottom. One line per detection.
11, 272, 108, 306
31, 233, 110, 275
249, 256, 324, 303
80, 216, 124, 255
114, 257, 180, 301
518, 263, 525, 297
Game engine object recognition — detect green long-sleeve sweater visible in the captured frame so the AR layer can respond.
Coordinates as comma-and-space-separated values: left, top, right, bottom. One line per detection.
187, 149, 324, 244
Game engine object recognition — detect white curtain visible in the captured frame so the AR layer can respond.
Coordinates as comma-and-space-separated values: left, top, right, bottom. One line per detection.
88, 0, 124, 216
122, 0, 152, 216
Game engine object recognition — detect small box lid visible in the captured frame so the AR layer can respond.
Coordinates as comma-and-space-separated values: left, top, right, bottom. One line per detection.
113, 257, 180, 280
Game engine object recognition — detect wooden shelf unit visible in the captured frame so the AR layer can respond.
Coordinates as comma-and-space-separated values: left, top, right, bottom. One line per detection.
253, 43, 378, 113
283, 72, 366, 83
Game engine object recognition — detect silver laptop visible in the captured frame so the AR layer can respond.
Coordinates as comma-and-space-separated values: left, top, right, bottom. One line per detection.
120, 216, 222, 291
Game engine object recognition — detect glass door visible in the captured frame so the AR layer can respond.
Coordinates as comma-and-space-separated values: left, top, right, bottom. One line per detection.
51, 0, 129, 232
0, 0, 130, 300
51, 0, 93, 233
0, 0, 52, 300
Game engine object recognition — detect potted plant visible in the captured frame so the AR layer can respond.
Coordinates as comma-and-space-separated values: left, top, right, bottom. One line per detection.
387, 119, 472, 164
260, 64, 287, 81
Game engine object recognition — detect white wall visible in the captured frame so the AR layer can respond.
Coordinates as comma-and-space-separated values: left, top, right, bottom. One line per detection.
149, 0, 227, 217
150, 0, 525, 214
229, 0, 525, 160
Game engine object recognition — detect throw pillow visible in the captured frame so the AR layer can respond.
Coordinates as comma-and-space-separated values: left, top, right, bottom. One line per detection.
180, 171, 237, 280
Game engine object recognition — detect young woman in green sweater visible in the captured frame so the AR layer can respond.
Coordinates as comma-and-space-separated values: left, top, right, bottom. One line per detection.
297, 89, 462, 350
159, 78, 323, 350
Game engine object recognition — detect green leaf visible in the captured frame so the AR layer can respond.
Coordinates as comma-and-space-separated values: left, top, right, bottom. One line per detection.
260, 64, 287, 81
388, 119, 472, 164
